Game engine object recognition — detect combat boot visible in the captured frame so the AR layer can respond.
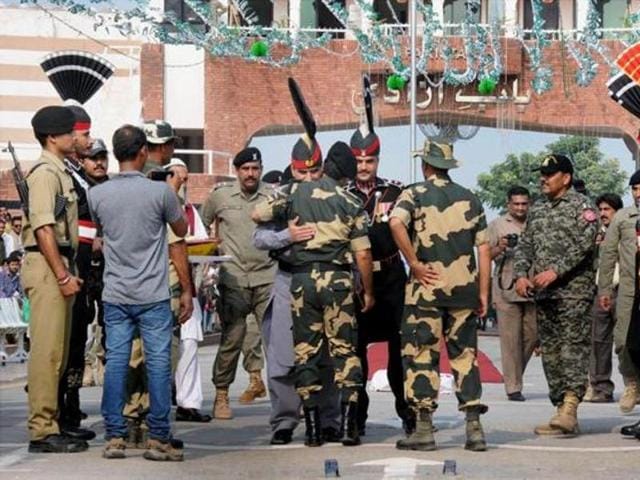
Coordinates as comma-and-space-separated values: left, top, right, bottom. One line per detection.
619, 379, 638, 414
464, 410, 487, 452
213, 388, 233, 420
303, 406, 323, 447
396, 409, 436, 451
339, 402, 361, 446
238, 371, 267, 404
534, 404, 565, 435
549, 391, 580, 434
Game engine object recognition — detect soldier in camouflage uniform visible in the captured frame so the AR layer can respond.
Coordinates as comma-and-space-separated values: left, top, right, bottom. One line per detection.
514, 154, 598, 436
389, 140, 490, 452
253, 141, 374, 447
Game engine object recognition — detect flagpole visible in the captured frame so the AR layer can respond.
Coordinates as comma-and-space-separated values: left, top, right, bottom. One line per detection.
409, 0, 417, 183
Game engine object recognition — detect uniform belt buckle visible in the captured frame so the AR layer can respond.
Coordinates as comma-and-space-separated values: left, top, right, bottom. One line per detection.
372, 261, 381, 272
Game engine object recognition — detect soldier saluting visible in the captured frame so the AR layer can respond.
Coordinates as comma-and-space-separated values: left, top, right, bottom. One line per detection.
22, 106, 84, 453
345, 76, 412, 437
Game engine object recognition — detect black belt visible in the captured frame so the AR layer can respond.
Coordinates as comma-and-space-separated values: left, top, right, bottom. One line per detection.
278, 261, 293, 273
290, 262, 351, 274
25, 245, 74, 258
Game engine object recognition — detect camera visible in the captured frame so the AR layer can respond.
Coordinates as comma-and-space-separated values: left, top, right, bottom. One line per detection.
504, 233, 519, 248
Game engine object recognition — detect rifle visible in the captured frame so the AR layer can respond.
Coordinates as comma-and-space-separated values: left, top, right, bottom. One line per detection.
3, 142, 30, 217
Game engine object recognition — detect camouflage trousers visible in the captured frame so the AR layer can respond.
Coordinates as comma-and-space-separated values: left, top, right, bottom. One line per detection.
290, 269, 362, 407
537, 297, 591, 405
401, 305, 487, 414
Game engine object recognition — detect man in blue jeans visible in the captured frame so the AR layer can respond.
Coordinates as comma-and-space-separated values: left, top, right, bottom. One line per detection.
88, 125, 189, 461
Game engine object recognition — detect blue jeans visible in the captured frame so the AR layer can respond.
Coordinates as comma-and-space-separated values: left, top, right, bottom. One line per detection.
102, 301, 172, 441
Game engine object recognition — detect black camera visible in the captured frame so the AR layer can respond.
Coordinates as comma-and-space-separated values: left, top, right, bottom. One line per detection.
505, 233, 519, 248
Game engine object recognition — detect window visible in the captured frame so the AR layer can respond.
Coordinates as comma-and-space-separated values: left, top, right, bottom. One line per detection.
487, 0, 505, 23
175, 129, 204, 173
164, 0, 204, 24
523, 0, 559, 32
596, 0, 630, 29
232, 0, 273, 27
317, 0, 346, 31
443, 0, 480, 35
373, 0, 409, 24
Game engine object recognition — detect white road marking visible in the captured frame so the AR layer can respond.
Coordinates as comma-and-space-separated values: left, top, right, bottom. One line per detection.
355, 457, 443, 479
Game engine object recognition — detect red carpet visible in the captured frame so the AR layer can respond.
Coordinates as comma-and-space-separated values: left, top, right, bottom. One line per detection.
367, 341, 503, 383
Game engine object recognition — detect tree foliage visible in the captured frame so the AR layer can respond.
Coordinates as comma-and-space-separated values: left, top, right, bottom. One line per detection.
476, 136, 628, 211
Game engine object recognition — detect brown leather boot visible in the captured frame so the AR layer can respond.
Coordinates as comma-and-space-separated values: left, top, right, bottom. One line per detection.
238, 371, 267, 404
213, 388, 233, 420
549, 391, 579, 434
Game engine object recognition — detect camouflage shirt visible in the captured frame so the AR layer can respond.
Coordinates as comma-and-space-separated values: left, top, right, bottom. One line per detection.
513, 189, 598, 300
389, 172, 488, 309
253, 176, 371, 266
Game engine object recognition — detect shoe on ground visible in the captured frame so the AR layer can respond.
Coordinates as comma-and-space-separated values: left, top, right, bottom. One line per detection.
321, 426, 342, 443
588, 392, 614, 403
175, 407, 212, 423
103, 438, 126, 459
143, 438, 184, 462
28, 434, 88, 454
396, 410, 436, 451
534, 423, 569, 436
550, 391, 579, 434
621, 420, 640, 437
213, 389, 233, 420
238, 372, 267, 404
61, 426, 96, 441
620, 383, 638, 414
464, 419, 487, 452
507, 392, 526, 402
270, 429, 293, 445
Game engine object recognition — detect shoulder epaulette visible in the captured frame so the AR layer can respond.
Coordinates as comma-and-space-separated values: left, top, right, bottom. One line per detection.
213, 181, 233, 191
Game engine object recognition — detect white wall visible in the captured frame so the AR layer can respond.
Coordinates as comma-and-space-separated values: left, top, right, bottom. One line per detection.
163, 44, 205, 130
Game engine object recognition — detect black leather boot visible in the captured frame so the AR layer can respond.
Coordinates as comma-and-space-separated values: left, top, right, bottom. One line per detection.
303, 406, 323, 447
340, 402, 361, 446
621, 419, 640, 437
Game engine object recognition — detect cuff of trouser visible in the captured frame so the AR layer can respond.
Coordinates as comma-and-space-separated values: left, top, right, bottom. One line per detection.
459, 402, 488, 415
409, 400, 438, 413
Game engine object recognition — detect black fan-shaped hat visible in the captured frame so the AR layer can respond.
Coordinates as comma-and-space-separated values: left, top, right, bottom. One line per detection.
40, 50, 115, 105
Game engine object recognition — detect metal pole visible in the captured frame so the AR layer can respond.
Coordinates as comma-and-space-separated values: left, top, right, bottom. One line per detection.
409, 0, 417, 183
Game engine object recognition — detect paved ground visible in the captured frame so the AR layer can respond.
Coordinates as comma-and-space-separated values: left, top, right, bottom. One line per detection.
1, 336, 639, 479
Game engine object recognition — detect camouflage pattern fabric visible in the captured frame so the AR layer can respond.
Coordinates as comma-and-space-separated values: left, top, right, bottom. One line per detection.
291, 270, 362, 406
513, 189, 598, 300
401, 305, 486, 413
513, 188, 597, 405
253, 176, 371, 266
255, 176, 370, 406
390, 172, 487, 309
537, 297, 592, 404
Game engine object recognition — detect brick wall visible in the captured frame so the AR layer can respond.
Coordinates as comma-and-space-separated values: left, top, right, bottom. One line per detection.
203, 38, 637, 174
140, 44, 165, 121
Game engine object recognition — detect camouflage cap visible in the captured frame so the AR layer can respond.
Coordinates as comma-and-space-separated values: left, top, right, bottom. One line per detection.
415, 140, 459, 170
142, 119, 180, 145
532, 154, 573, 176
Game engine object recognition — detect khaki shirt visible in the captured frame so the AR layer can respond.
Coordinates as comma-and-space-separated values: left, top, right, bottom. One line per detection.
21, 150, 78, 251
200, 181, 276, 288
598, 206, 638, 299
488, 213, 531, 305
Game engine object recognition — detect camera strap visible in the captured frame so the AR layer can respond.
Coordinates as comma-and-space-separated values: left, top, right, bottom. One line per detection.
497, 254, 515, 291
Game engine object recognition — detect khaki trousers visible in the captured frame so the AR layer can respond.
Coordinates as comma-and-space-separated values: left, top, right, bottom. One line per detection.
22, 253, 74, 441
496, 301, 537, 394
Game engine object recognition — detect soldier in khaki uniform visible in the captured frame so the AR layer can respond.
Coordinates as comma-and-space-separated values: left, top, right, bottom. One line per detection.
487, 186, 537, 402
390, 140, 490, 452
21, 106, 85, 453
201, 147, 276, 419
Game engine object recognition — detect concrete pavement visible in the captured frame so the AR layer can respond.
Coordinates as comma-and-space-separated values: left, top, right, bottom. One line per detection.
1, 336, 639, 479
